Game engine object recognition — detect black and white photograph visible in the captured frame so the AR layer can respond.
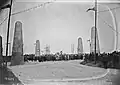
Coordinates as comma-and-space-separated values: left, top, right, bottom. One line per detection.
0, 0, 120, 85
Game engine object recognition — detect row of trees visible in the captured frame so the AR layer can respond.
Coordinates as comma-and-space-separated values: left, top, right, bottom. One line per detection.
81, 51, 120, 69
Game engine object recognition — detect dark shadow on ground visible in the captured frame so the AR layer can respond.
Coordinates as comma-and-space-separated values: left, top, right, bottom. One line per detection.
113, 73, 120, 85
0, 65, 23, 85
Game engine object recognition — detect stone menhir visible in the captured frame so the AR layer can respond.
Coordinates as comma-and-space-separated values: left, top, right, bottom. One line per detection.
90, 26, 100, 54
35, 40, 40, 56
11, 21, 24, 66
0, 36, 3, 65
77, 37, 83, 55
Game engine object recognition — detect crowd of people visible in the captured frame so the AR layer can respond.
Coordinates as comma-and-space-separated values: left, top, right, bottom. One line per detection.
24, 51, 120, 69
2, 50, 118, 69
24, 53, 83, 62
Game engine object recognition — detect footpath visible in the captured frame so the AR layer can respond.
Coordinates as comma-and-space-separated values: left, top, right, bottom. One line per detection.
7, 60, 112, 85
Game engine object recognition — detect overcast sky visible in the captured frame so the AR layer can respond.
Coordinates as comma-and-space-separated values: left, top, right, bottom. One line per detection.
0, 0, 120, 54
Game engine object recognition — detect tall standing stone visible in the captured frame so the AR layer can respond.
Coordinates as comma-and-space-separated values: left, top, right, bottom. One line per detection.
11, 21, 24, 66
77, 37, 83, 55
35, 40, 40, 56
90, 26, 100, 54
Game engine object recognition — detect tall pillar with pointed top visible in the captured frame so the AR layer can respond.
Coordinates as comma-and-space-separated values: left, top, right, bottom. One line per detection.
90, 26, 100, 54
35, 40, 40, 56
77, 37, 83, 55
11, 21, 24, 66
